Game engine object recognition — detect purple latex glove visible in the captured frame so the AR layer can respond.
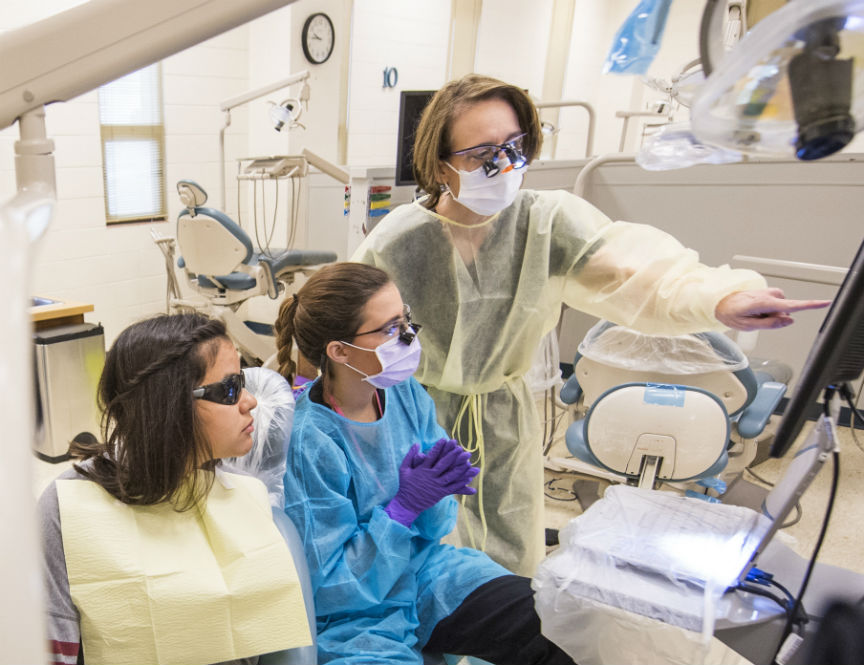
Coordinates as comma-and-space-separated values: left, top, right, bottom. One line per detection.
385, 438, 479, 527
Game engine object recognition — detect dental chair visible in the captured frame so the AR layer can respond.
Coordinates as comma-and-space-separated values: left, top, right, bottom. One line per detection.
555, 321, 787, 500
174, 180, 336, 366
225, 366, 316, 664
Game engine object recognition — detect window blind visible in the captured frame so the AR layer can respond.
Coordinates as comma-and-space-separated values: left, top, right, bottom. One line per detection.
98, 64, 166, 223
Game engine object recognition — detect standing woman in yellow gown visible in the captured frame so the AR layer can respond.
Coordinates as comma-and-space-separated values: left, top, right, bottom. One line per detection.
352, 73, 829, 576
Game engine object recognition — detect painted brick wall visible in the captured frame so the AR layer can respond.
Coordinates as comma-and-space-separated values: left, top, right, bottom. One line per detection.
345, 0, 451, 166
0, 9, 254, 343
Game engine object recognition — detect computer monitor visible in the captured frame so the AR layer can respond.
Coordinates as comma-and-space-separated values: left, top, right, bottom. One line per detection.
395, 90, 435, 187
770, 236, 864, 457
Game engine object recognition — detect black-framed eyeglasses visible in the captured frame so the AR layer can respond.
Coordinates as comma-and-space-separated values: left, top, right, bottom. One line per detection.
449, 133, 528, 177
192, 372, 245, 405
353, 304, 422, 344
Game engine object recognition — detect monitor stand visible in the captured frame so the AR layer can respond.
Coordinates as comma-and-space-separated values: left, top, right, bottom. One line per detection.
716, 415, 864, 665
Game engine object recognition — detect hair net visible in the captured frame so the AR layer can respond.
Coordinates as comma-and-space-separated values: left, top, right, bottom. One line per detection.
223, 367, 294, 509
578, 320, 750, 375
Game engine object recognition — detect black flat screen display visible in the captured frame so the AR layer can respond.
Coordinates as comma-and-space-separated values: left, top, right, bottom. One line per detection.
395, 90, 435, 187
770, 237, 864, 457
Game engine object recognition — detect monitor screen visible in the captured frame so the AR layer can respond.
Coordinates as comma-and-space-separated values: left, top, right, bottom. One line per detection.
770, 236, 864, 457
395, 90, 435, 187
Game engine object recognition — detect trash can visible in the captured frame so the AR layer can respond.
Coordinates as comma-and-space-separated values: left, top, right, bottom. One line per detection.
33, 322, 105, 462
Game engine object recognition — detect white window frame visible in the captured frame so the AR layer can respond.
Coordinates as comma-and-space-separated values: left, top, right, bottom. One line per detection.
98, 63, 166, 224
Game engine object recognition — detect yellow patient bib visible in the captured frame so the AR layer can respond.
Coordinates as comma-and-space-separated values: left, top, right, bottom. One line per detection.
57, 470, 312, 665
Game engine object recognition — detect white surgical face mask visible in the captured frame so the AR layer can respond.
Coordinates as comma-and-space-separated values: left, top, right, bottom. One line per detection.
444, 157, 525, 216
340, 334, 422, 389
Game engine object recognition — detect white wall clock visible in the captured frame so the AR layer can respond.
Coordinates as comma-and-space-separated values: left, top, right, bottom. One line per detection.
302, 12, 335, 65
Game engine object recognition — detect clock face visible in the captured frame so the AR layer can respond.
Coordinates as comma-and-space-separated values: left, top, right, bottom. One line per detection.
302, 13, 335, 64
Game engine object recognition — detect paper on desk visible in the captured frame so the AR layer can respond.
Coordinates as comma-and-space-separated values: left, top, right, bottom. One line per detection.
58, 471, 312, 665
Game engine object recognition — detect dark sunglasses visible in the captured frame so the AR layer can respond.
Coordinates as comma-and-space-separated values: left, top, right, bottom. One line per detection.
192, 372, 245, 405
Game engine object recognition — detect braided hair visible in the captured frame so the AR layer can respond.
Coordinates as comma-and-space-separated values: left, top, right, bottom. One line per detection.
71, 313, 228, 510
274, 263, 392, 385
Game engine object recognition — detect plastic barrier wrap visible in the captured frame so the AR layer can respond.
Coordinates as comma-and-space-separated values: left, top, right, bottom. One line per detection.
604, 0, 674, 75
224, 366, 294, 509
636, 123, 743, 171
533, 485, 769, 664
578, 320, 749, 375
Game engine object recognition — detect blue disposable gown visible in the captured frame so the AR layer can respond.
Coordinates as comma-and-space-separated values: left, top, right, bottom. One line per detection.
282, 377, 508, 665
353, 189, 767, 576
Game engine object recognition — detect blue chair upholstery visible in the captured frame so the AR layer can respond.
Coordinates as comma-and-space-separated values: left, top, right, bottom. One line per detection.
738, 376, 786, 439
175, 180, 336, 300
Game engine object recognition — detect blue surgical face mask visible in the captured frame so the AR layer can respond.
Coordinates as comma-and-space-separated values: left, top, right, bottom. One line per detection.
444, 157, 525, 216
340, 334, 422, 389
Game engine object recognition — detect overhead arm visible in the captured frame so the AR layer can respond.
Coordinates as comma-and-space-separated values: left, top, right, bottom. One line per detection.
220, 70, 310, 112
217, 69, 311, 209
0, 1, 296, 659
0, 0, 297, 131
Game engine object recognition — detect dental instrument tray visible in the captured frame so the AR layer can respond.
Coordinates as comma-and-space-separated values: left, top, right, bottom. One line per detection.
238, 155, 309, 180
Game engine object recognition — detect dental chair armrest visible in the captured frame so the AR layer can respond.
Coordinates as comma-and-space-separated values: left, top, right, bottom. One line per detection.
564, 419, 604, 468
260, 508, 317, 665
257, 259, 280, 299
560, 374, 582, 405
258, 249, 338, 274
737, 380, 786, 439
257, 250, 339, 299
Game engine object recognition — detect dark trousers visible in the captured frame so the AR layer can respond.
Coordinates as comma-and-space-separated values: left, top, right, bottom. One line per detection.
423, 575, 576, 665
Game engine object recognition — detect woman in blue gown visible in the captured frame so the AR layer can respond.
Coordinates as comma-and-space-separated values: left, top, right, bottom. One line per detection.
275, 262, 575, 665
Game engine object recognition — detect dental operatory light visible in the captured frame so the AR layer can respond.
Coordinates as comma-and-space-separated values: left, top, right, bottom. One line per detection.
540, 121, 559, 137
643, 59, 706, 110
692, 0, 864, 161
270, 79, 310, 133
217, 70, 310, 209
269, 98, 304, 132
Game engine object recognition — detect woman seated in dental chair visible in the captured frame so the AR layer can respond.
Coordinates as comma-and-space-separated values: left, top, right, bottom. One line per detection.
274, 262, 575, 665
39, 313, 314, 665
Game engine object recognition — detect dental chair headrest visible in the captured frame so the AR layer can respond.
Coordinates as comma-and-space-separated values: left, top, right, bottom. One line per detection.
578, 320, 749, 375
177, 180, 208, 213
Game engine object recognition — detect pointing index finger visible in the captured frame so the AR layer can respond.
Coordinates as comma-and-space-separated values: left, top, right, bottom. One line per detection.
772, 298, 832, 314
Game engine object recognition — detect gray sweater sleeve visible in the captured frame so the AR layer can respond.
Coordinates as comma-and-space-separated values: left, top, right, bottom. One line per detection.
38, 468, 82, 663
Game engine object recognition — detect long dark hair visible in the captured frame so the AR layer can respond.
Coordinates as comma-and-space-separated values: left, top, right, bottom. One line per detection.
274, 262, 391, 384
70, 313, 228, 510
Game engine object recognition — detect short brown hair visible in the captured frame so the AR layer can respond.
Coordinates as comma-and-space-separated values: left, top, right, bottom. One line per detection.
413, 74, 542, 209
274, 262, 392, 383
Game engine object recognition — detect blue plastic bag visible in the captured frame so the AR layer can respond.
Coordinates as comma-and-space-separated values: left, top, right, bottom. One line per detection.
604, 0, 674, 75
